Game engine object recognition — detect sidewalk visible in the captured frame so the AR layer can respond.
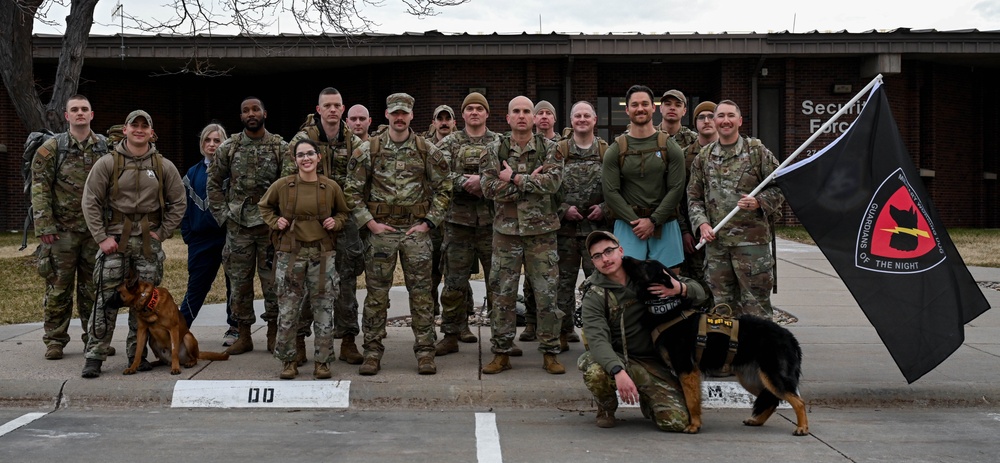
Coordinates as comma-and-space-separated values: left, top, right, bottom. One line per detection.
1, 239, 998, 409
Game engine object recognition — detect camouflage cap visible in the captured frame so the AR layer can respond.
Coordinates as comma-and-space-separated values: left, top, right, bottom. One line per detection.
585, 230, 620, 251
659, 89, 687, 106
693, 101, 717, 117
125, 109, 153, 127
386, 93, 415, 114
433, 104, 455, 119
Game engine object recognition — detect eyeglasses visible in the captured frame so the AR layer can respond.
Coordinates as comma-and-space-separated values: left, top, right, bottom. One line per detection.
590, 245, 620, 261
696, 114, 715, 121
295, 151, 318, 159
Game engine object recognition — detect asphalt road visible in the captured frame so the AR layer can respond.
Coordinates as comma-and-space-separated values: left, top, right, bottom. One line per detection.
2, 406, 999, 462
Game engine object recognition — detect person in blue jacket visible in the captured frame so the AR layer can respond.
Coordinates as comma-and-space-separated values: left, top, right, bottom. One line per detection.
180, 123, 237, 345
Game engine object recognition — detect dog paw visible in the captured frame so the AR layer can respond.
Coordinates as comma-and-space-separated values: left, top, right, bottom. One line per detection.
793, 426, 809, 436
682, 425, 701, 434
182, 361, 197, 368
743, 418, 764, 427
170, 369, 181, 375
122, 368, 136, 375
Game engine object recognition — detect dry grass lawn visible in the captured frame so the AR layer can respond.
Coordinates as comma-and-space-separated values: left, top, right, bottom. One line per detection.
776, 226, 1000, 267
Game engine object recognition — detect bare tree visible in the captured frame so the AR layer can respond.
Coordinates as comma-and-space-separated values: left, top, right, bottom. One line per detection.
0, 0, 470, 132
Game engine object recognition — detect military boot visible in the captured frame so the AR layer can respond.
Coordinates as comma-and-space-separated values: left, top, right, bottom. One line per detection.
81, 358, 102, 378
559, 333, 569, 353
294, 335, 307, 367
338, 335, 364, 364
280, 361, 298, 380
417, 356, 437, 375
314, 362, 332, 380
482, 354, 511, 374
45, 345, 64, 360
435, 334, 460, 356
458, 321, 478, 343
225, 323, 254, 355
266, 320, 278, 353
596, 404, 617, 428
359, 357, 381, 376
518, 323, 537, 341
543, 353, 566, 374
510, 342, 523, 357
564, 330, 581, 343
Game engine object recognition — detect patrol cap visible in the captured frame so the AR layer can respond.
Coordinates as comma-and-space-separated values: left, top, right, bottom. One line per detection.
534, 100, 556, 115
462, 92, 490, 113
585, 230, 620, 251
659, 89, 687, 106
693, 101, 717, 117
386, 93, 415, 114
125, 109, 153, 127
433, 104, 455, 119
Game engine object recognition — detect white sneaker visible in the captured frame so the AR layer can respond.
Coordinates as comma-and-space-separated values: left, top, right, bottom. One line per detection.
222, 327, 239, 347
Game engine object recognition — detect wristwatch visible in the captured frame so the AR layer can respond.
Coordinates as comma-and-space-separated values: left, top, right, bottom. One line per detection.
649, 216, 659, 226
610, 365, 624, 376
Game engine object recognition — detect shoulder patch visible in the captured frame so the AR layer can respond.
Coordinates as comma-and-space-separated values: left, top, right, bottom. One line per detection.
36, 146, 53, 159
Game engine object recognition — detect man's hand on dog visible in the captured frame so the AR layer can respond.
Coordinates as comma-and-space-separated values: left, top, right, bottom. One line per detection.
615, 370, 639, 404
648, 281, 682, 299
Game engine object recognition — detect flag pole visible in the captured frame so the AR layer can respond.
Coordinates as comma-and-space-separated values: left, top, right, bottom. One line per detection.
695, 73, 884, 250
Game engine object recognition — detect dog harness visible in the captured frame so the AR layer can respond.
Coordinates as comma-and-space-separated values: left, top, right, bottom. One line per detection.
650, 304, 741, 372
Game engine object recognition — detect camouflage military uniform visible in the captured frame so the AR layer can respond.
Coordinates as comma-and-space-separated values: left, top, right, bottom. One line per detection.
285, 117, 365, 339
81, 143, 186, 361
437, 129, 500, 336
207, 131, 289, 328
577, 269, 709, 431
552, 139, 607, 334
480, 134, 563, 355
259, 174, 351, 364
521, 130, 566, 319
344, 130, 451, 361
676, 139, 711, 283
31, 132, 107, 351
687, 136, 784, 317
424, 133, 449, 317
667, 125, 698, 150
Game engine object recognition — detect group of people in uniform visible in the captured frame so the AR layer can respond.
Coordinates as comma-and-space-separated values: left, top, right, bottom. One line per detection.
30, 84, 784, 431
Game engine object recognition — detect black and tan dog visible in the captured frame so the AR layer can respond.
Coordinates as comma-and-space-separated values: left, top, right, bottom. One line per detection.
118, 279, 229, 375
622, 256, 809, 436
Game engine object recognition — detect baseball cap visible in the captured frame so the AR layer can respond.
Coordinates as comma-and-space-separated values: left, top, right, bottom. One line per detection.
660, 89, 687, 106
386, 93, 415, 114
125, 109, 153, 127
585, 230, 620, 251
433, 104, 455, 119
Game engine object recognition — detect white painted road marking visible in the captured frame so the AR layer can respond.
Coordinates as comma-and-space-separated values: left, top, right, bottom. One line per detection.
0, 412, 48, 437
171, 380, 350, 408
618, 381, 791, 409
476, 412, 503, 463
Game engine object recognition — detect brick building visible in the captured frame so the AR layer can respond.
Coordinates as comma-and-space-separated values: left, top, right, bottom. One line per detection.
1, 29, 998, 230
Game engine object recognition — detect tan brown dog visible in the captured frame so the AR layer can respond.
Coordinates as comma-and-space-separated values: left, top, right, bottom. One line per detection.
118, 280, 229, 375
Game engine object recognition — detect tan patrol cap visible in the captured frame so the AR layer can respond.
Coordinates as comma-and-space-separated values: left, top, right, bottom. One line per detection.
125, 109, 153, 127
386, 93, 415, 114
660, 89, 687, 106
585, 230, 620, 251
433, 104, 455, 119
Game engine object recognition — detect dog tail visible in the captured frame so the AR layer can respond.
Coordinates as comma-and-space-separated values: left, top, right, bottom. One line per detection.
199, 351, 230, 361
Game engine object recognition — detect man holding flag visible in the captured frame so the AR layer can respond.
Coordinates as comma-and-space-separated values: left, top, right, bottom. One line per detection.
688, 100, 785, 319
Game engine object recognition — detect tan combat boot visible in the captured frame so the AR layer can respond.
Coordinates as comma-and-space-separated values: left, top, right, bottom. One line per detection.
559, 333, 569, 353
279, 361, 298, 380
45, 345, 64, 360
266, 320, 278, 353
518, 323, 537, 342
435, 334, 459, 356
596, 404, 617, 428
359, 357, 381, 376
459, 321, 478, 343
338, 335, 364, 365
294, 335, 307, 367
543, 353, 566, 374
482, 354, 512, 374
417, 356, 437, 375
225, 323, 254, 355
314, 362, 332, 379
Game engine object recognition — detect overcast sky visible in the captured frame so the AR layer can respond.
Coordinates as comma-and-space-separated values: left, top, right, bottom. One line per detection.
33, 0, 1000, 36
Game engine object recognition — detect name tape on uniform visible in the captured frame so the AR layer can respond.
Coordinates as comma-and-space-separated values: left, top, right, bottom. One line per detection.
171, 380, 350, 408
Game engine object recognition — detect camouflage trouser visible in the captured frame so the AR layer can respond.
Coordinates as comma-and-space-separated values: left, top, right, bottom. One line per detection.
39, 230, 99, 348
84, 235, 165, 361
577, 351, 690, 432
679, 239, 707, 284
361, 229, 436, 360
704, 242, 773, 317
296, 216, 364, 339
273, 247, 339, 364
430, 226, 443, 316
490, 232, 561, 355
523, 234, 593, 333
223, 223, 278, 326
439, 222, 493, 335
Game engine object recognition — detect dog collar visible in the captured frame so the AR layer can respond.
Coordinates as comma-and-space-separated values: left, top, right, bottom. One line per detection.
145, 288, 160, 310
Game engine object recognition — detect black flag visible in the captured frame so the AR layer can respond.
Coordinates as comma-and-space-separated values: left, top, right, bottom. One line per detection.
774, 83, 990, 383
